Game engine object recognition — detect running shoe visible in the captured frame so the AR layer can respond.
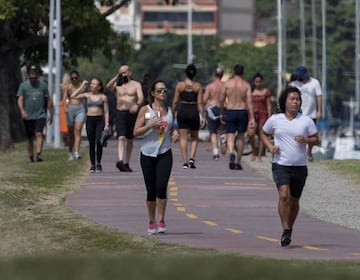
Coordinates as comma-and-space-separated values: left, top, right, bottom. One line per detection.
147, 222, 157, 235
280, 229, 292, 247
28, 156, 35, 163
157, 221, 167, 234
68, 153, 74, 161
124, 163, 133, 172
96, 164, 102, 173
36, 155, 43, 162
229, 153, 236, 170
74, 152, 81, 159
213, 154, 220, 160
89, 165, 96, 173
189, 158, 196, 169
234, 163, 243, 170
183, 163, 189, 169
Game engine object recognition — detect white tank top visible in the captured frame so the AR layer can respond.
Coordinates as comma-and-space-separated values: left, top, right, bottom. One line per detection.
140, 105, 173, 157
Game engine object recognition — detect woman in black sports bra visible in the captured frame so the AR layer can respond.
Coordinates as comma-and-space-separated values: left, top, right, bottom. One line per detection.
172, 64, 205, 169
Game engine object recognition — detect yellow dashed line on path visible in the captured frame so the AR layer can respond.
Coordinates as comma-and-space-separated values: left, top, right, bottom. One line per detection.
177, 207, 186, 212
202, 220, 218, 226
256, 235, 279, 243
170, 198, 178, 202
169, 191, 178, 197
302, 246, 328, 251
186, 213, 198, 219
172, 203, 183, 207
226, 228, 242, 234
169, 181, 176, 186
224, 182, 267, 187
352, 253, 360, 256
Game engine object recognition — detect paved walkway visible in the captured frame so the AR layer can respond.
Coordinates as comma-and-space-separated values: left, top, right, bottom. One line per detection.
66, 138, 360, 261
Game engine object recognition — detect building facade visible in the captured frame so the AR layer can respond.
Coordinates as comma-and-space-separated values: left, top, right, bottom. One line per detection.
96, 0, 255, 43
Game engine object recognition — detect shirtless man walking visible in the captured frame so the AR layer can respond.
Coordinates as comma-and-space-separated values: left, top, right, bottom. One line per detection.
203, 67, 225, 160
220, 64, 255, 170
107, 65, 144, 172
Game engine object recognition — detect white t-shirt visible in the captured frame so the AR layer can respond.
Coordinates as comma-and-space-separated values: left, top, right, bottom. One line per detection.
292, 78, 322, 119
263, 113, 318, 166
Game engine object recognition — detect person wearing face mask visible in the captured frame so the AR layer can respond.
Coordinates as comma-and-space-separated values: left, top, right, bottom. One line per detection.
17, 65, 54, 163
106, 65, 144, 172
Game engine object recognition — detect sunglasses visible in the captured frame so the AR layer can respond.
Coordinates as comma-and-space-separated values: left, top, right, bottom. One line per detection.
156, 88, 168, 93
71, 77, 78, 81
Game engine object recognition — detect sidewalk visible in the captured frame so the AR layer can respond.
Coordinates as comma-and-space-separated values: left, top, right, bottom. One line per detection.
66, 138, 360, 261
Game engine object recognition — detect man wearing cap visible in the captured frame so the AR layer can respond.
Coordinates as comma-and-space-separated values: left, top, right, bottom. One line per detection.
17, 65, 53, 162
291, 65, 322, 161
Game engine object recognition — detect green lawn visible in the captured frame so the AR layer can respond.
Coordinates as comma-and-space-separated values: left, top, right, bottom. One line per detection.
0, 143, 359, 279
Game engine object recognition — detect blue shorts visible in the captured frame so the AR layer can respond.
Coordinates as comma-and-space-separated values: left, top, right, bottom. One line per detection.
272, 163, 308, 198
224, 109, 248, 134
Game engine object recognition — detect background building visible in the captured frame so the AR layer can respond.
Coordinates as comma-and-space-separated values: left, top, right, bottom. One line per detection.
97, 0, 255, 43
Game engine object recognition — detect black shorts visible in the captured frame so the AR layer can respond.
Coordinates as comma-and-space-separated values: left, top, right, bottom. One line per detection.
23, 118, 46, 138
115, 110, 137, 139
177, 104, 200, 131
272, 163, 308, 198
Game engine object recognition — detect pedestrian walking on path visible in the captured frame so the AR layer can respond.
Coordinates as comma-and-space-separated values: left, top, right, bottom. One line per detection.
247, 72, 272, 162
62, 69, 86, 160
203, 67, 226, 161
220, 64, 255, 170
134, 80, 179, 235
71, 78, 110, 173
17, 65, 53, 162
260, 86, 319, 247
290, 65, 322, 162
172, 64, 205, 169
106, 64, 144, 172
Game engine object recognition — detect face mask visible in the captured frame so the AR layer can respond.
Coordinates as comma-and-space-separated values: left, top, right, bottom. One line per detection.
117, 75, 129, 86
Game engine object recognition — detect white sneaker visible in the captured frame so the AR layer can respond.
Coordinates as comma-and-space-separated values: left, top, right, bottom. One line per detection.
157, 221, 167, 234
68, 153, 74, 161
74, 152, 81, 159
147, 222, 157, 235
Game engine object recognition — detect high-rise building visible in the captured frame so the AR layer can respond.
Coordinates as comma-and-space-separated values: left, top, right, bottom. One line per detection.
96, 0, 255, 43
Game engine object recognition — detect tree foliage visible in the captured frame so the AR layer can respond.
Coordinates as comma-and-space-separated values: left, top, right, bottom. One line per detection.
0, 0, 125, 150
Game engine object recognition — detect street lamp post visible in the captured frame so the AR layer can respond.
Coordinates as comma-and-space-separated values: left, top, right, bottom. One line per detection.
54, 0, 62, 148
187, 0, 193, 64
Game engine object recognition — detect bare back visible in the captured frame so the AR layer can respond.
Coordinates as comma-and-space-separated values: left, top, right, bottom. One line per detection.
224, 76, 251, 110
204, 79, 224, 107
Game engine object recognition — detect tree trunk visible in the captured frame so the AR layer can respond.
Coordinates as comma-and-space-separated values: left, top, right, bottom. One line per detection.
0, 21, 25, 151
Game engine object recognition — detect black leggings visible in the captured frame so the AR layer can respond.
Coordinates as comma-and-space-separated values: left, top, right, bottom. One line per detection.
86, 115, 104, 166
140, 149, 173, 201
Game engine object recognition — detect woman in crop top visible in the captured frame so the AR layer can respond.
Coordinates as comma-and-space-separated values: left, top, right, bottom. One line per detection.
172, 64, 205, 169
247, 72, 272, 162
134, 80, 179, 235
62, 70, 86, 160
71, 78, 109, 173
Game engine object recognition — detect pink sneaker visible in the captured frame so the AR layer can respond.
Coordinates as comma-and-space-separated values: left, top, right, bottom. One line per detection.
158, 221, 167, 234
147, 222, 157, 235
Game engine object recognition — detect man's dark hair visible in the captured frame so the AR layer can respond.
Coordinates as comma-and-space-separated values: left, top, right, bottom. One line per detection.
233, 64, 244, 76
278, 86, 302, 113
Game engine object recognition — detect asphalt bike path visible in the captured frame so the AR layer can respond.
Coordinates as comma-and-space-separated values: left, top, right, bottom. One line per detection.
66, 139, 360, 261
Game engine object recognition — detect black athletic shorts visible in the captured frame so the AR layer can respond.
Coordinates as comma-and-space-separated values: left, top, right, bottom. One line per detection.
272, 163, 308, 198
